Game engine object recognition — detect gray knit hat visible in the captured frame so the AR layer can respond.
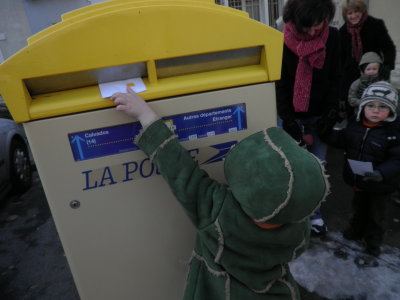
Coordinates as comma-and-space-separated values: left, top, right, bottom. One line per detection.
359, 52, 382, 69
357, 81, 399, 122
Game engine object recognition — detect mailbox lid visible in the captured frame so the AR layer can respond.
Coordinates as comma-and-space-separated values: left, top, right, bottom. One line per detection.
0, 0, 283, 123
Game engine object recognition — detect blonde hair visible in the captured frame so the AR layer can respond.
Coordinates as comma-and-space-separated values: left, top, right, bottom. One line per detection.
342, 0, 367, 22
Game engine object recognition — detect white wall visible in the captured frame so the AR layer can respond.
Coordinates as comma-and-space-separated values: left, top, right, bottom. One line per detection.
331, 0, 346, 28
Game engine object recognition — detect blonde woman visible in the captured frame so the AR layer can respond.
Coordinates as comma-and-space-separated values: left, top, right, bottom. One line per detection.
339, 0, 396, 116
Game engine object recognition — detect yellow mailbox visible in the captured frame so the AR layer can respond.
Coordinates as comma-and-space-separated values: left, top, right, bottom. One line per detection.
0, 0, 283, 299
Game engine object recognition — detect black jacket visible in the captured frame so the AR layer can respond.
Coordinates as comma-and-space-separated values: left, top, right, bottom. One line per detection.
276, 26, 342, 122
339, 15, 397, 103
332, 118, 400, 193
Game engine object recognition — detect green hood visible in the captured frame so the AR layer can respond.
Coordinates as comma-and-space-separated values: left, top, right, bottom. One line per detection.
224, 127, 329, 224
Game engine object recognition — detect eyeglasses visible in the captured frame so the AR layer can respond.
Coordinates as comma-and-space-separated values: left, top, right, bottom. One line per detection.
365, 104, 390, 112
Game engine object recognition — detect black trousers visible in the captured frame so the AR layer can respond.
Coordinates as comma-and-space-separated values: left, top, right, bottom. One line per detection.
349, 190, 390, 247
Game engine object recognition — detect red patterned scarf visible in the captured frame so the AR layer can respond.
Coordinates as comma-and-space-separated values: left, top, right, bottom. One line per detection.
284, 21, 329, 112
346, 13, 368, 62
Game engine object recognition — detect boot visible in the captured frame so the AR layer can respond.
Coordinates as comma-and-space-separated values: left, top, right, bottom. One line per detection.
365, 244, 381, 257
342, 227, 363, 241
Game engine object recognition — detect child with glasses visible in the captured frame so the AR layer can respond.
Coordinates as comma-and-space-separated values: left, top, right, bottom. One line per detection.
332, 81, 400, 257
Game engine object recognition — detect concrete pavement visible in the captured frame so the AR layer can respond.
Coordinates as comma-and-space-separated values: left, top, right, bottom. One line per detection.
0, 174, 80, 300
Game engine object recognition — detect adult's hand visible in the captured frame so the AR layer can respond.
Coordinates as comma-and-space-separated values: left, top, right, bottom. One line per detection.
282, 120, 302, 142
316, 108, 338, 141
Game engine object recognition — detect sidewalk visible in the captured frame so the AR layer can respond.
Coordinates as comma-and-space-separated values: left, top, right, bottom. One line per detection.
295, 146, 400, 300
0, 147, 399, 300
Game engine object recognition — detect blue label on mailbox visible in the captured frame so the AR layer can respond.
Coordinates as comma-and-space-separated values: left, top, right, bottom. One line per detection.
68, 103, 247, 161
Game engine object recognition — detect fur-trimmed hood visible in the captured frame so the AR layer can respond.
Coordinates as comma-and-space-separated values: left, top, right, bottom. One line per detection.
224, 127, 329, 224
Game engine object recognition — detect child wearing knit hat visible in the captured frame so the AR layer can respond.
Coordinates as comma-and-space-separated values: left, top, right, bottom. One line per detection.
335, 81, 400, 257
109, 87, 329, 300
347, 52, 384, 116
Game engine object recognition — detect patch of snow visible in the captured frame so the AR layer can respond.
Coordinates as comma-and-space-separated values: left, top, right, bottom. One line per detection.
290, 232, 400, 300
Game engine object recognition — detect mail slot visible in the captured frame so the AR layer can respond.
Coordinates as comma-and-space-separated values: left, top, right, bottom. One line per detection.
0, 1, 283, 299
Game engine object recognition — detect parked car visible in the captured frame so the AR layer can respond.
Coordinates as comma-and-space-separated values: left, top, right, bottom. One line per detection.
0, 101, 33, 200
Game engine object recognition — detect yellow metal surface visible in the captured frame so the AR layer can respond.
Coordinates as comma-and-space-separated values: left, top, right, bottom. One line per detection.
0, 0, 282, 123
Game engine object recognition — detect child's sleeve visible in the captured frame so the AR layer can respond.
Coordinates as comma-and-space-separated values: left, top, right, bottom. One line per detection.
376, 141, 400, 179
348, 79, 362, 108
327, 125, 346, 148
137, 119, 227, 229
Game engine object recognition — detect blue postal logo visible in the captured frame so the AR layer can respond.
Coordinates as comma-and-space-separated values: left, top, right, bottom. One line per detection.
69, 103, 246, 162
82, 141, 237, 191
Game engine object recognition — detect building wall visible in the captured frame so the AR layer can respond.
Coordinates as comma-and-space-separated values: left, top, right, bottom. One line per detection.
20, 0, 88, 35
0, 0, 93, 61
1, 0, 399, 61
0, 0, 31, 61
369, 0, 400, 66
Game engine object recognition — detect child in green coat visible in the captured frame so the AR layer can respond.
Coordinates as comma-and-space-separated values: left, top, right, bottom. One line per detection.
110, 88, 329, 300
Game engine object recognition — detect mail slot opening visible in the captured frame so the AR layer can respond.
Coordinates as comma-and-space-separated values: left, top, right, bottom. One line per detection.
24, 46, 263, 97
24, 62, 148, 96
156, 46, 262, 78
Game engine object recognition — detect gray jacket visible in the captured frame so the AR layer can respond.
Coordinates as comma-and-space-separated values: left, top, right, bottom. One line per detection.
348, 52, 383, 110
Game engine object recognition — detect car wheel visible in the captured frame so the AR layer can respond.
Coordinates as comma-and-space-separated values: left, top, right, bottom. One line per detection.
9, 138, 32, 193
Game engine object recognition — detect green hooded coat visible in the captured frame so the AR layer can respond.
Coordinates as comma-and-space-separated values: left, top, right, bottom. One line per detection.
137, 120, 329, 300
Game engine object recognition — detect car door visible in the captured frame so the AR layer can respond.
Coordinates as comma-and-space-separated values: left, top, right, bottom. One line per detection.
0, 124, 8, 194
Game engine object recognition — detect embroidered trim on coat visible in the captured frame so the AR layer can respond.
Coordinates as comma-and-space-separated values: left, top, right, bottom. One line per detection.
214, 219, 224, 264
291, 238, 307, 261
190, 251, 231, 300
251, 265, 288, 294
254, 129, 294, 223
149, 135, 178, 162
297, 154, 331, 223
252, 279, 277, 293
281, 264, 287, 277
134, 118, 161, 145
277, 278, 299, 300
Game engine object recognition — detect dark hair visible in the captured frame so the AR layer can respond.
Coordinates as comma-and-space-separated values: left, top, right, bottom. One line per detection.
283, 0, 336, 33
342, 0, 367, 22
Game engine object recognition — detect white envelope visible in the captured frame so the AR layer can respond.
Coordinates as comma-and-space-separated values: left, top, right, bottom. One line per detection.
99, 77, 147, 98
347, 159, 373, 176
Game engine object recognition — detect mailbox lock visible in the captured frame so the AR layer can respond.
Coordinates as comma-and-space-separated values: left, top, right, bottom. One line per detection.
70, 200, 81, 209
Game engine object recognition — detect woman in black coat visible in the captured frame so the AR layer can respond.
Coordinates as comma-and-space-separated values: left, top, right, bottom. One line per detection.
339, 0, 396, 116
276, 0, 341, 235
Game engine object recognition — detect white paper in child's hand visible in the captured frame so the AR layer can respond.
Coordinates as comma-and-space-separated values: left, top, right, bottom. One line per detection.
99, 77, 147, 98
347, 159, 373, 175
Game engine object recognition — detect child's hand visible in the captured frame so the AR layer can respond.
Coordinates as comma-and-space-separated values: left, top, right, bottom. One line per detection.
362, 170, 383, 182
110, 87, 158, 127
